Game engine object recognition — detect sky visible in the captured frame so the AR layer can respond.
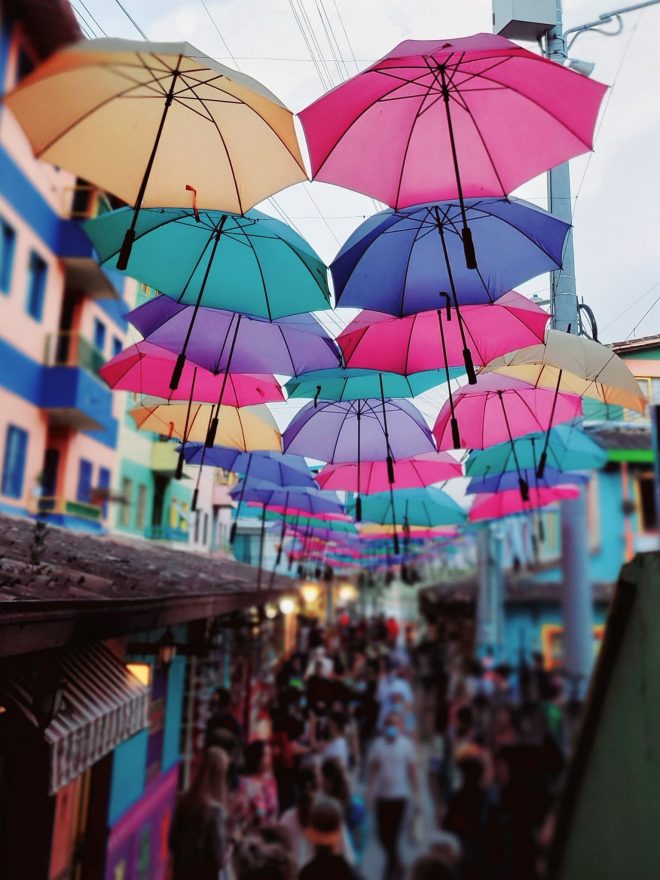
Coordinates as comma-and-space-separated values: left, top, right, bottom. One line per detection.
73, 0, 660, 346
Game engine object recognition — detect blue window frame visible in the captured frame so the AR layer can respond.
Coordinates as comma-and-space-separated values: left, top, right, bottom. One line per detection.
2, 425, 28, 499
112, 336, 123, 358
97, 466, 111, 516
26, 251, 47, 321
0, 219, 16, 294
76, 458, 93, 503
93, 318, 106, 353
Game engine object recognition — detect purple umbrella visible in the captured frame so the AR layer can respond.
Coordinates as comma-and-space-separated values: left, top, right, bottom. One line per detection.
284, 397, 436, 548
129, 296, 342, 448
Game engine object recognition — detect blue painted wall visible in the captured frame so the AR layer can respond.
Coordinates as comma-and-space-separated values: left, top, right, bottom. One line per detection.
162, 656, 186, 772
108, 729, 149, 827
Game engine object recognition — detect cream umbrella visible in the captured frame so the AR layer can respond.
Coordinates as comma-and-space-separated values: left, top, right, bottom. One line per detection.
4, 38, 307, 267
481, 329, 647, 413
129, 401, 282, 463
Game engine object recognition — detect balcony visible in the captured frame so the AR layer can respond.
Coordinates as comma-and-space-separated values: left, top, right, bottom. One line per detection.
145, 524, 189, 543
42, 333, 116, 439
31, 496, 103, 530
151, 440, 185, 477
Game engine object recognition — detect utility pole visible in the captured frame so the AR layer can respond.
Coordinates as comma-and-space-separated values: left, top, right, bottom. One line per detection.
476, 525, 504, 659
544, 0, 595, 696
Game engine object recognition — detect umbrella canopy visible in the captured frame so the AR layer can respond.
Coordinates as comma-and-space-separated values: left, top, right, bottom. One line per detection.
128, 298, 341, 376
285, 368, 453, 401
469, 485, 581, 522
85, 208, 331, 318
467, 466, 588, 495
7, 39, 306, 213
129, 401, 281, 451
101, 341, 284, 405
181, 445, 316, 487
347, 487, 466, 527
283, 398, 436, 463
481, 329, 647, 413
338, 292, 549, 372
465, 425, 607, 476
316, 453, 462, 493
331, 201, 569, 313
299, 33, 606, 208
265, 511, 358, 534
432, 373, 583, 451
232, 480, 345, 517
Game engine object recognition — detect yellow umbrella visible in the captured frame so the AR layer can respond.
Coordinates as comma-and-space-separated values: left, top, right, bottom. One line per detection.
481, 329, 647, 413
5, 38, 307, 266
129, 401, 282, 451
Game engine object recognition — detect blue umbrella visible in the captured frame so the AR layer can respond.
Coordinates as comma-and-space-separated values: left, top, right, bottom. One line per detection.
467, 466, 588, 495
331, 198, 569, 381
181, 445, 315, 487
229, 479, 345, 517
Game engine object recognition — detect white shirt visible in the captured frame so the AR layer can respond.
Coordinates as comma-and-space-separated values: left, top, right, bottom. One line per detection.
368, 734, 416, 800
322, 735, 350, 767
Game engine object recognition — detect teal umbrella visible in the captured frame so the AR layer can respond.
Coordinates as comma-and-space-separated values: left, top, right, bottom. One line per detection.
84, 207, 331, 319
284, 367, 462, 402
465, 423, 606, 477
347, 487, 466, 528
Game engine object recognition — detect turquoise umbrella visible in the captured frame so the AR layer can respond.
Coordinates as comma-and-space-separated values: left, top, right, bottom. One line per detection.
347, 487, 466, 528
84, 207, 331, 319
284, 367, 463, 402
465, 423, 606, 477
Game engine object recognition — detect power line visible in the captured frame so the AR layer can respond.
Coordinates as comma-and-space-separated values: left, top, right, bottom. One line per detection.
111, 0, 148, 39
76, 0, 107, 35
197, 0, 240, 69
330, 0, 360, 73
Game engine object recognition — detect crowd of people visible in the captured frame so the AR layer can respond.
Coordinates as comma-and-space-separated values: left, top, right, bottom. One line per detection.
168, 613, 574, 880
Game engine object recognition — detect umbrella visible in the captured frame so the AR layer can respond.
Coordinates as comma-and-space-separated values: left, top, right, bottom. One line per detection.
433, 373, 582, 451
347, 487, 466, 527
469, 486, 580, 523
100, 341, 284, 405
299, 32, 605, 268
284, 368, 455, 402
129, 401, 281, 456
331, 201, 569, 317
465, 425, 607, 476
481, 329, 646, 475
467, 467, 588, 495
7, 38, 306, 268
283, 398, 435, 463
338, 292, 549, 372
315, 453, 462, 494
231, 480, 345, 518
128, 297, 341, 380
85, 207, 331, 319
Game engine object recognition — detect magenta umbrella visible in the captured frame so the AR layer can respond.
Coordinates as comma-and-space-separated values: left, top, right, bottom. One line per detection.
299, 33, 606, 266
469, 485, 580, 522
433, 373, 582, 501
339, 293, 549, 373
315, 452, 461, 494
100, 341, 284, 405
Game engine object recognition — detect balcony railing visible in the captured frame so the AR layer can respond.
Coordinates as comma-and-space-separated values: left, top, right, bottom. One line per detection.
61, 183, 113, 220
44, 332, 105, 377
145, 524, 189, 542
32, 496, 103, 522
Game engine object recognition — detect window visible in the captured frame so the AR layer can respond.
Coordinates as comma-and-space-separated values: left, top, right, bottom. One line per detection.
136, 484, 147, 530
97, 467, 111, 516
93, 319, 106, 354
203, 513, 209, 545
636, 474, 657, 533
1, 426, 28, 499
112, 336, 123, 359
25, 251, 47, 321
42, 448, 59, 497
0, 220, 15, 294
194, 510, 200, 543
119, 477, 132, 527
76, 459, 93, 503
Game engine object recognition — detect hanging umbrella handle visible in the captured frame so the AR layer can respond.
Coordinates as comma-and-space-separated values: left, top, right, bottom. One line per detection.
314, 385, 321, 408
387, 455, 395, 484
519, 476, 530, 502
451, 418, 461, 449
537, 451, 548, 480
538, 516, 546, 543
191, 488, 199, 511
439, 292, 452, 322
356, 495, 362, 522
230, 521, 238, 544
461, 227, 477, 270
393, 531, 400, 555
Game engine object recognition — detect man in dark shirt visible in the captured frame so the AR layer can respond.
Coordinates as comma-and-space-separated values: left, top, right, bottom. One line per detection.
299, 796, 361, 880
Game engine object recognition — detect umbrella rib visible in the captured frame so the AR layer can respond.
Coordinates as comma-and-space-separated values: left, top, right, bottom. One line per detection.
393, 77, 441, 209
398, 219, 431, 319
447, 87, 508, 198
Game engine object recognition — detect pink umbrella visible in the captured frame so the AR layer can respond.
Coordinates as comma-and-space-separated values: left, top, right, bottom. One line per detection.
433, 373, 582, 454
299, 33, 606, 265
469, 485, 580, 522
100, 340, 284, 405
315, 453, 462, 494
338, 292, 549, 374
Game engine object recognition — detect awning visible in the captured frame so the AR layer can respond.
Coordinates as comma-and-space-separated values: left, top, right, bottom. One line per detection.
0, 643, 149, 793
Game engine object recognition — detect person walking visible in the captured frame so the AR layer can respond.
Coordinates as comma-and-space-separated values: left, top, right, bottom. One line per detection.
367, 710, 418, 880
298, 796, 361, 880
168, 747, 230, 880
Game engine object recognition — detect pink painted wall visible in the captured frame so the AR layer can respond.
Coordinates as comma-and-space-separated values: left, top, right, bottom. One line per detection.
0, 387, 48, 511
